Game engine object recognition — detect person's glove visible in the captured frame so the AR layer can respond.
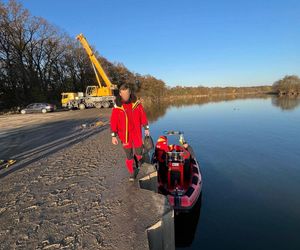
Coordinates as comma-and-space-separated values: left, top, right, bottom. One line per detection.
112, 137, 118, 145
145, 129, 150, 136
179, 134, 186, 145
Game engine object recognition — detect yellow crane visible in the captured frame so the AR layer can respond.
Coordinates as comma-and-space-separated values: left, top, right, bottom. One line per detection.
61, 33, 116, 109
76, 33, 116, 97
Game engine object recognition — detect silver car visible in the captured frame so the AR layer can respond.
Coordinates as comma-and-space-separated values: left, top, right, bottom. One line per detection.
20, 103, 56, 114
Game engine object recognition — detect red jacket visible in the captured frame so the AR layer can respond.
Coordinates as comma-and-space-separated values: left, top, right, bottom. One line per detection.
110, 96, 148, 146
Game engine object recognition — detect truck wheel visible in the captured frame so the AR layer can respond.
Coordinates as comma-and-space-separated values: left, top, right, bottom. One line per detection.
95, 102, 102, 109
41, 108, 47, 113
102, 101, 110, 108
79, 103, 86, 110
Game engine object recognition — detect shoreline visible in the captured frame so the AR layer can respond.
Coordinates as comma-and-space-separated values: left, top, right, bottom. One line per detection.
1, 92, 294, 116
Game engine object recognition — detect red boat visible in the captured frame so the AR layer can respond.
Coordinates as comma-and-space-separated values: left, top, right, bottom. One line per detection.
151, 131, 202, 211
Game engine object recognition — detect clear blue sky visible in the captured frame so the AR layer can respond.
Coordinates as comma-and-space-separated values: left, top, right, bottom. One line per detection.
14, 0, 300, 86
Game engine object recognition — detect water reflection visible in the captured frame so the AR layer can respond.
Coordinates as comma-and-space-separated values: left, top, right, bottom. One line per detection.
144, 94, 271, 122
271, 96, 300, 110
145, 95, 300, 122
148, 96, 300, 249
175, 194, 202, 248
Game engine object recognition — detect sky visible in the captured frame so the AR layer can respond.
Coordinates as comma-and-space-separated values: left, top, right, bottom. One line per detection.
11, 0, 300, 87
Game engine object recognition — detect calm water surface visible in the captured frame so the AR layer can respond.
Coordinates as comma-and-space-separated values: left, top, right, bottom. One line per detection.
147, 97, 300, 250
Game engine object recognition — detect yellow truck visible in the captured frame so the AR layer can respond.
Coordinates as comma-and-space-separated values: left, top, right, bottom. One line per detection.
61, 34, 116, 109
61, 92, 85, 110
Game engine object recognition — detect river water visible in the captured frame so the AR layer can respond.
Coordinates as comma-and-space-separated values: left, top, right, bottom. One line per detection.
146, 96, 300, 250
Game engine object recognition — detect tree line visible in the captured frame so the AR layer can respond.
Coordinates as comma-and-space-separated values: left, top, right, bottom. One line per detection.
0, 0, 166, 110
1, 0, 296, 112
272, 75, 300, 96
165, 85, 273, 97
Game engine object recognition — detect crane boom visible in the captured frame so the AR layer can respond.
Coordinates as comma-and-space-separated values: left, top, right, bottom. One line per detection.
76, 33, 113, 90
60, 33, 116, 109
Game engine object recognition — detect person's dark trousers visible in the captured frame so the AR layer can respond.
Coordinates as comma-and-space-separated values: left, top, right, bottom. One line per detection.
123, 146, 143, 174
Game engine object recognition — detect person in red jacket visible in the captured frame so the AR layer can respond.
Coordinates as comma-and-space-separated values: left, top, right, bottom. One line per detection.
110, 83, 150, 181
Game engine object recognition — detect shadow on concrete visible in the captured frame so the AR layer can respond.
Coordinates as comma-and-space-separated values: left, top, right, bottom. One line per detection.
0, 118, 108, 179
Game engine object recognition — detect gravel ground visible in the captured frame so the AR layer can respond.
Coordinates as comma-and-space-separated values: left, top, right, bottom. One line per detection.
0, 109, 170, 250
0, 109, 105, 132
0, 109, 111, 159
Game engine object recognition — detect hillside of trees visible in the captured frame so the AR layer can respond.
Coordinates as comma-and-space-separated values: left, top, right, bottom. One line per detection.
272, 75, 300, 96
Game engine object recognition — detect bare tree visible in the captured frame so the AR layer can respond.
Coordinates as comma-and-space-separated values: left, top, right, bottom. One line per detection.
0, 0, 167, 110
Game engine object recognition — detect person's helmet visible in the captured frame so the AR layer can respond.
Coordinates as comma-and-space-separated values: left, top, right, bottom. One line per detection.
155, 136, 168, 151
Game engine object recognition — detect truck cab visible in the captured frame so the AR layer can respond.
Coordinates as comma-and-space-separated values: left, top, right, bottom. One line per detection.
61, 92, 84, 108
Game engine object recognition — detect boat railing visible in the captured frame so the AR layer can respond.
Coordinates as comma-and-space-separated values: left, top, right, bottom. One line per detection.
166, 151, 185, 162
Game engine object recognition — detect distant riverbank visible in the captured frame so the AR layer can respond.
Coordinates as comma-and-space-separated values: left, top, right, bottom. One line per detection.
140, 85, 275, 104
141, 86, 275, 105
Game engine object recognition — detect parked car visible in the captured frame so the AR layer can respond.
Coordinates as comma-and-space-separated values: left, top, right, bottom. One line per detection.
20, 103, 56, 114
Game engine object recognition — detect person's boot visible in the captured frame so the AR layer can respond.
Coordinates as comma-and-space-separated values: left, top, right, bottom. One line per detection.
133, 165, 140, 179
129, 166, 137, 182
134, 154, 144, 179
129, 172, 135, 182
135, 155, 143, 167
135, 158, 143, 177
130, 159, 142, 181
126, 158, 135, 181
